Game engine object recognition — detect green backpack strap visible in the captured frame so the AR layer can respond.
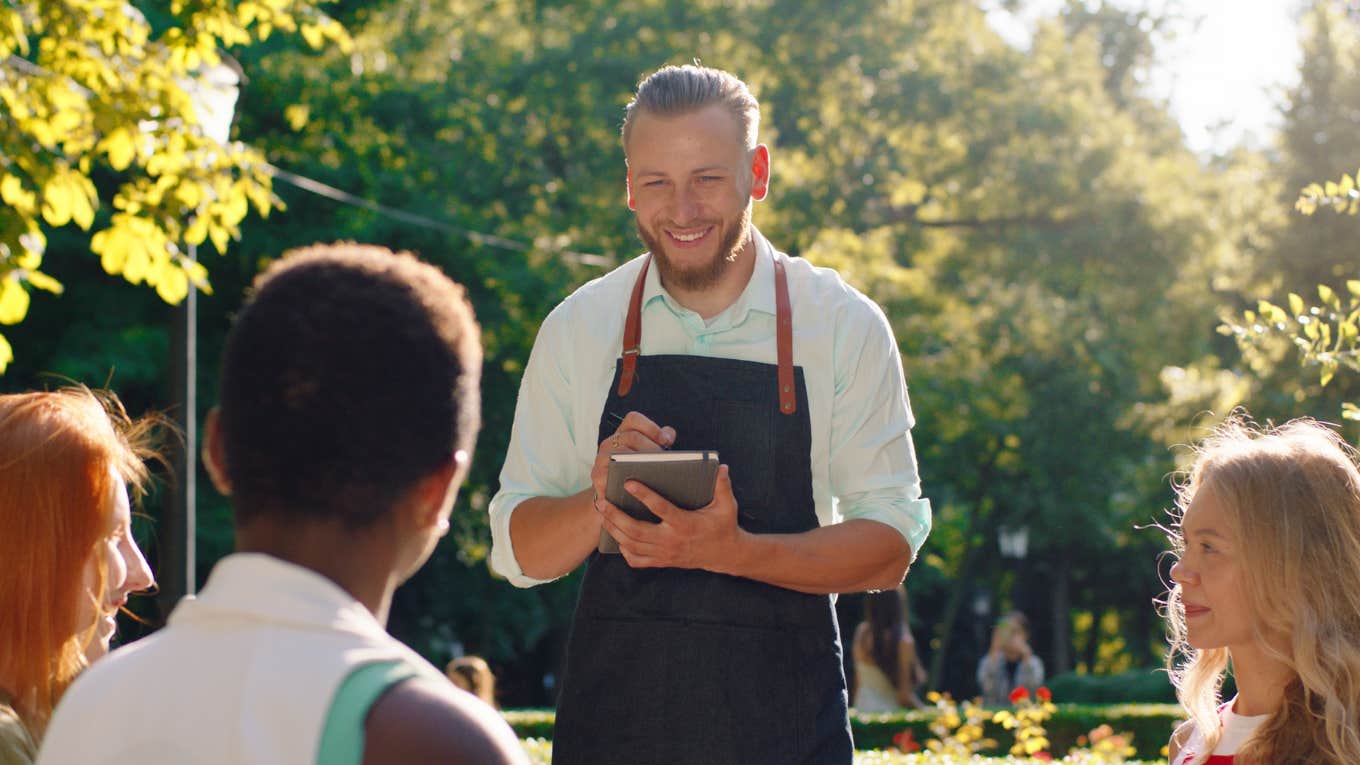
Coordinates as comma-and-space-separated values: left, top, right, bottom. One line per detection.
315, 660, 421, 765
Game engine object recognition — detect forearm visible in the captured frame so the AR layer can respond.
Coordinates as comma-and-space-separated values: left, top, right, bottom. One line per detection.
719, 518, 911, 594
507, 489, 601, 581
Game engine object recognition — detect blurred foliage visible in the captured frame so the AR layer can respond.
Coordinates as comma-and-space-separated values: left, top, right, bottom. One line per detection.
8, 0, 1356, 708
0, 0, 350, 370
1215, 0, 1360, 427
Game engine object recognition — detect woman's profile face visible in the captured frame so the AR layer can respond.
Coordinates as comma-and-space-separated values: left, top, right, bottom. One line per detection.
76, 467, 155, 662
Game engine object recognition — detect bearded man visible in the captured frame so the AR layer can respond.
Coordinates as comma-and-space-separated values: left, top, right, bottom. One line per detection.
489, 64, 932, 765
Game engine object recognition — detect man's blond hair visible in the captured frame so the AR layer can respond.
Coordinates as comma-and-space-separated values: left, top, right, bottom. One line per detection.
621, 64, 760, 152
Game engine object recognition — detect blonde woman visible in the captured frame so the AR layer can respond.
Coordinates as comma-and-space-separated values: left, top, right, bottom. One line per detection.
1166, 416, 1360, 764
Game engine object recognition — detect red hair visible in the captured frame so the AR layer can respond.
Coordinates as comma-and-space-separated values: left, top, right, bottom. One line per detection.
0, 387, 157, 736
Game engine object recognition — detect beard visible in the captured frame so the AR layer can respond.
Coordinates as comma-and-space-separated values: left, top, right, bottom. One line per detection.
635, 204, 752, 293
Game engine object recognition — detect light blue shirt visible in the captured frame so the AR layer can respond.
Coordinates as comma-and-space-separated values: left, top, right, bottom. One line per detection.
488, 230, 931, 587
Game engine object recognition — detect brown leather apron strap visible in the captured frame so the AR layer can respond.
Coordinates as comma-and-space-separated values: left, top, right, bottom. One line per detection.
774, 255, 796, 415
617, 250, 796, 415
616, 256, 650, 397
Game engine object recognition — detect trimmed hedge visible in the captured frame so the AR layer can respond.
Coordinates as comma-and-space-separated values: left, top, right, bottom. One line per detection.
1044, 669, 1177, 704
503, 704, 1183, 761
519, 738, 1166, 765
849, 704, 1180, 760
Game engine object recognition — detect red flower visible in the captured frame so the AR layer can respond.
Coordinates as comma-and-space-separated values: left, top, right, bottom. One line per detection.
1034, 751, 1053, 761
1036, 686, 1052, 703
892, 729, 921, 753
1009, 686, 1029, 704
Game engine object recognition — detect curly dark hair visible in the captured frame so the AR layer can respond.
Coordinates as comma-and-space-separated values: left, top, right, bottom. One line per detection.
217, 242, 481, 528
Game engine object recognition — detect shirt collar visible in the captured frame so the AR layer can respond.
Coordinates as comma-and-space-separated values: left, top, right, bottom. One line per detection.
171, 552, 387, 638
641, 226, 777, 325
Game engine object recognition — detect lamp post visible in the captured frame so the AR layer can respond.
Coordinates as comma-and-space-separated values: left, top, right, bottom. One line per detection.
998, 525, 1030, 560
161, 61, 239, 616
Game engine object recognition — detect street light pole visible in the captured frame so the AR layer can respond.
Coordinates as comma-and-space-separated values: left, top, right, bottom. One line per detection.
159, 61, 238, 619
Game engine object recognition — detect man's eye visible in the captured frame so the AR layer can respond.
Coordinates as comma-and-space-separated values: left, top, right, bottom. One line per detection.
644, 180, 667, 187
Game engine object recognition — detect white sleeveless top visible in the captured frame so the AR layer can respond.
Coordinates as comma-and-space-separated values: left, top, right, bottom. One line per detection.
1171, 700, 1269, 765
853, 658, 899, 713
38, 554, 438, 765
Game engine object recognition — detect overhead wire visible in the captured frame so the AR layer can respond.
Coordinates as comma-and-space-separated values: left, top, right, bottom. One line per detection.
260, 162, 614, 268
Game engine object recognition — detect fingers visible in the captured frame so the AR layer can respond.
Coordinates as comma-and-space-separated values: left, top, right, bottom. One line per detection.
600, 505, 667, 568
591, 413, 677, 505
599, 502, 657, 546
611, 411, 676, 451
712, 464, 733, 504
623, 480, 682, 523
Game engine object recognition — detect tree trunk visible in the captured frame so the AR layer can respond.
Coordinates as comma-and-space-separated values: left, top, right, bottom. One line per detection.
1050, 558, 1071, 675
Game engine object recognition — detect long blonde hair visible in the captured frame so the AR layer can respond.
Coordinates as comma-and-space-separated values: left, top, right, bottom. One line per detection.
1165, 416, 1360, 764
0, 387, 160, 737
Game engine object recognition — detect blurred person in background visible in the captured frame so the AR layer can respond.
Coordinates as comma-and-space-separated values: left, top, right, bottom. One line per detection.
977, 611, 1044, 707
851, 585, 927, 711
446, 656, 497, 708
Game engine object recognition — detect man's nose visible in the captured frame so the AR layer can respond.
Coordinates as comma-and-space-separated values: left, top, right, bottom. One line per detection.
672, 185, 701, 222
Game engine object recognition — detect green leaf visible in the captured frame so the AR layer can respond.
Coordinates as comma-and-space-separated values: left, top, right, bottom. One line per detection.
155, 264, 189, 305
101, 128, 137, 171
0, 278, 29, 325
25, 270, 63, 295
1288, 293, 1305, 318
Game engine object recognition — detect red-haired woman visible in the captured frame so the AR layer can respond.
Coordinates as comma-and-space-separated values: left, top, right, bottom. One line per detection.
0, 387, 159, 763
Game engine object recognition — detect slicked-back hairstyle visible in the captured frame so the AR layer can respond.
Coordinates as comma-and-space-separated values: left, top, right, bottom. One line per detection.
1166, 416, 1360, 765
217, 243, 481, 529
621, 64, 760, 153
0, 386, 160, 735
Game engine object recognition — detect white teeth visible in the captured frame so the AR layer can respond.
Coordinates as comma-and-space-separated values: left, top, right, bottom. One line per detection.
670, 229, 706, 242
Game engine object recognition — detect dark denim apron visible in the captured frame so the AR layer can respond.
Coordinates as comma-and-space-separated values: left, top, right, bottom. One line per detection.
552, 256, 852, 765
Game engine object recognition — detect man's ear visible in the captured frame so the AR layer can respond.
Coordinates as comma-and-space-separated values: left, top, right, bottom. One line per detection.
202, 408, 232, 496
749, 144, 771, 201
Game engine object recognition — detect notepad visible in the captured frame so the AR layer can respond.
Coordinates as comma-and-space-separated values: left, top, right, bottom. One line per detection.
597, 450, 720, 554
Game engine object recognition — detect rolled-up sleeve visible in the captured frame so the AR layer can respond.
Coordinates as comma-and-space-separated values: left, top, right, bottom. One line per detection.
828, 298, 932, 554
488, 303, 591, 588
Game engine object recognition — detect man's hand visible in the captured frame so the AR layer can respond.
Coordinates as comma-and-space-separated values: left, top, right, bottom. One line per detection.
590, 411, 676, 510
508, 410, 674, 582
598, 464, 745, 572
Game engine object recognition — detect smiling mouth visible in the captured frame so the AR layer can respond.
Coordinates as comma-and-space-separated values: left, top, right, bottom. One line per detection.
666, 226, 713, 243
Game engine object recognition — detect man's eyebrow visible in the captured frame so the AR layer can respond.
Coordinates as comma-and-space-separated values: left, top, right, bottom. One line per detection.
633, 166, 731, 177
